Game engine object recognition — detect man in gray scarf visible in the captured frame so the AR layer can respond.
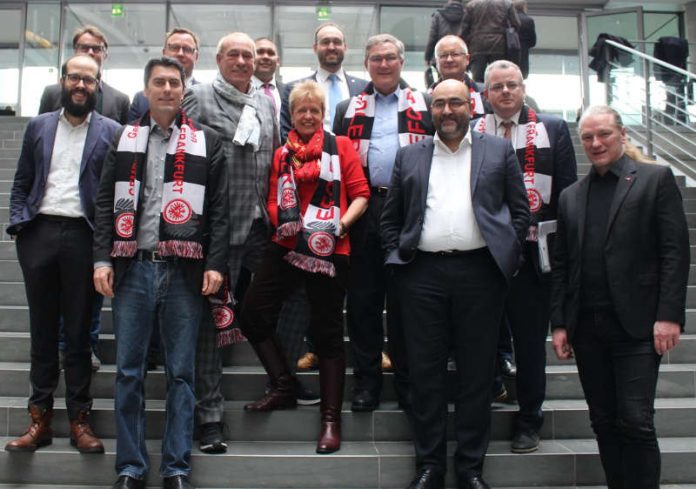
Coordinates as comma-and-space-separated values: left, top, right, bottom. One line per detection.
182, 32, 309, 454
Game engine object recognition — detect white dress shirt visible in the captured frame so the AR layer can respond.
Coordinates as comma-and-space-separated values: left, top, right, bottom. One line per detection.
418, 131, 486, 252
38, 110, 91, 218
251, 75, 281, 122
315, 67, 350, 130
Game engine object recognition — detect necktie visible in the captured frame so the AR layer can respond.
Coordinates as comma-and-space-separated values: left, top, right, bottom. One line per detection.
328, 73, 341, 125
501, 120, 514, 140
263, 83, 277, 115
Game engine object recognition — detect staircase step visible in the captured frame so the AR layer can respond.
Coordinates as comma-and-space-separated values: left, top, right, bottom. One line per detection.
0, 362, 694, 401
2, 397, 696, 441
3, 331, 696, 366
0, 437, 694, 487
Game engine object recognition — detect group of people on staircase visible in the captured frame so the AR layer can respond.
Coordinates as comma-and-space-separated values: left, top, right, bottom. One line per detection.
5, 13, 690, 489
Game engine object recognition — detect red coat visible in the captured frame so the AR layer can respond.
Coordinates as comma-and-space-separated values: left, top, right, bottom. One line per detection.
267, 135, 370, 255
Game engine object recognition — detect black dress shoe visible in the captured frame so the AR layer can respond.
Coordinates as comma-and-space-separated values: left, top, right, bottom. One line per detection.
459, 475, 491, 489
500, 358, 516, 378
112, 475, 145, 489
406, 468, 445, 489
511, 429, 540, 453
351, 390, 379, 412
163, 475, 194, 489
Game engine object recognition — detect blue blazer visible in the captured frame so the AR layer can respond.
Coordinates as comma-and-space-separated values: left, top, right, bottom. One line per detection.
380, 132, 530, 282
8, 110, 121, 235
279, 71, 368, 141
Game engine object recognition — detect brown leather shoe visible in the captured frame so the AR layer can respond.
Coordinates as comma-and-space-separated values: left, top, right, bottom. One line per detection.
70, 411, 104, 453
5, 405, 53, 452
245, 337, 297, 412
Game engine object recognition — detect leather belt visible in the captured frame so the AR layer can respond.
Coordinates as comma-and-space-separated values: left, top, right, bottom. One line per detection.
135, 250, 172, 263
420, 247, 487, 257
370, 186, 389, 197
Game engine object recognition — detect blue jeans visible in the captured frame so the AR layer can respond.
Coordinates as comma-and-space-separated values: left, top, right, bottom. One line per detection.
573, 310, 661, 489
112, 260, 203, 479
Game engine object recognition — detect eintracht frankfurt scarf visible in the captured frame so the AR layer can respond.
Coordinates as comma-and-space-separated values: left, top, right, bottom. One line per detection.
341, 81, 431, 168
473, 106, 553, 222
277, 130, 341, 277
110, 110, 208, 259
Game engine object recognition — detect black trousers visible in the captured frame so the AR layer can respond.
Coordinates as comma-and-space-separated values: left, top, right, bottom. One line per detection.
346, 193, 409, 403
241, 244, 347, 360
504, 256, 550, 431
15, 215, 95, 419
469, 52, 507, 83
573, 310, 661, 489
399, 249, 507, 481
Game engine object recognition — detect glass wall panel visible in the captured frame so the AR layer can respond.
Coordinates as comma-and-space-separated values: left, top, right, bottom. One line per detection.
275, 5, 377, 86
22, 2, 60, 116
526, 53, 582, 121
169, 4, 273, 83
380, 6, 434, 90
0, 7, 23, 114
63, 3, 166, 100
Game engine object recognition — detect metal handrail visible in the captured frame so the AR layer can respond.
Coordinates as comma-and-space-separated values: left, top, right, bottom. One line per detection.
597, 39, 696, 182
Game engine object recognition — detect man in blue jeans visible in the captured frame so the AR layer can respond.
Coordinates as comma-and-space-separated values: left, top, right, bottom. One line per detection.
93, 56, 228, 489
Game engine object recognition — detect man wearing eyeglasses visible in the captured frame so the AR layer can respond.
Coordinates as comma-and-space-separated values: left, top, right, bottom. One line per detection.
128, 28, 201, 123
39, 26, 130, 125
432, 35, 488, 120
6, 54, 120, 455
381, 78, 529, 489
472, 59, 577, 454
279, 23, 368, 140
333, 34, 433, 414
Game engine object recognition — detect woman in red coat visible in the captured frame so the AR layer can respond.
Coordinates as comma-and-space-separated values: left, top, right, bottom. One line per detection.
240, 80, 369, 454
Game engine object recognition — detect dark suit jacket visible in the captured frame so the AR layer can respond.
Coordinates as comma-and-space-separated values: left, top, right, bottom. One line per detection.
39, 81, 130, 124
279, 71, 368, 141
380, 133, 530, 283
8, 110, 121, 235
550, 156, 690, 340
128, 78, 201, 123
92, 123, 229, 293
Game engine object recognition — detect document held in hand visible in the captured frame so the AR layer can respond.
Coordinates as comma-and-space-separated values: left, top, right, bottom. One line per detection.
537, 220, 557, 273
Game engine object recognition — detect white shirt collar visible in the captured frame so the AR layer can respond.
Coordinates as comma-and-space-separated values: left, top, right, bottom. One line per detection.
316, 67, 345, 84
251, 75, 277, 89
433, 130, 472, 154
494, 110, 521, 128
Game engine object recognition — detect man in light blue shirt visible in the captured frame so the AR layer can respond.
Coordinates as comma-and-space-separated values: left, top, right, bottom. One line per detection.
333, 34, 434, 413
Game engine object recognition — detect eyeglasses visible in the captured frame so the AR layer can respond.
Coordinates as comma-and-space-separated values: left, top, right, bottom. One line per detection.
431, 98, 468, 110
63, 73, 99, 87
437, 51, 467, 61
488, 81, 523, 92
367, 54, 401, 65
165, 43, 197, 55
75, 43, 106, 54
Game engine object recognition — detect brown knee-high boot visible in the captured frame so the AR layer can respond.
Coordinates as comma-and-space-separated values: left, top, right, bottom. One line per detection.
316, 356, 345, 454
244, 335, 297, 411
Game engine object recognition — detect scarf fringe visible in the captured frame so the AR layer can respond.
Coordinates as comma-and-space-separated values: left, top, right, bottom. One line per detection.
216, 327, 245, 348
276, 221, 303, 240
111, 240, 138, 258
157, 240, 204, 259
284, 251, 336, 277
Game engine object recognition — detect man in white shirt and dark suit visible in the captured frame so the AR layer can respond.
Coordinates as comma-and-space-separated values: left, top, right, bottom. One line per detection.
6, 54, 120, 455
279, 23, 368, 140
381, 79, 530, 489
252, 37, 283, 124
